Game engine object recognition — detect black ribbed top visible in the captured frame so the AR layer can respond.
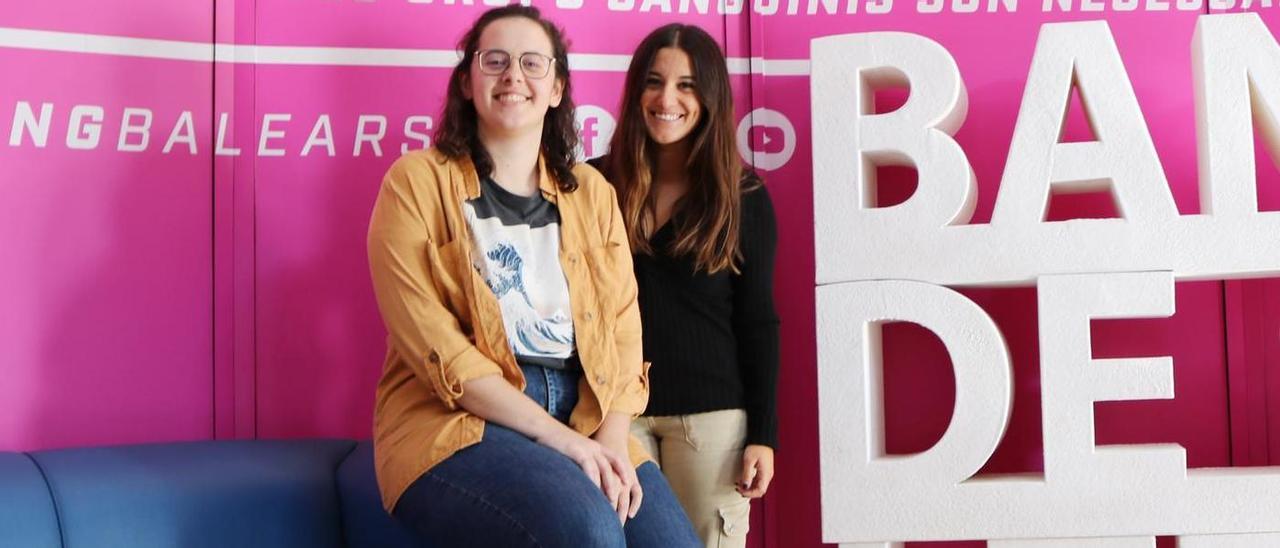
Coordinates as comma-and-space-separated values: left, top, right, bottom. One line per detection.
597, 162, 780, 448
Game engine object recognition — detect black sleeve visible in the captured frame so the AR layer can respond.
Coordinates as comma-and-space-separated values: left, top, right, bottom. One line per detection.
733, 178, 781, 448
585, 155, 609, 179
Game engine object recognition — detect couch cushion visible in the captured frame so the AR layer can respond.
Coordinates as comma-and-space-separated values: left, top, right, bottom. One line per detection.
336, 441, 421, 548
0, 452, 62, 548
31, 439, 355, 548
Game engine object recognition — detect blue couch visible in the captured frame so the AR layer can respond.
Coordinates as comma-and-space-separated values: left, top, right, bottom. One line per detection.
0, 439, 420, 548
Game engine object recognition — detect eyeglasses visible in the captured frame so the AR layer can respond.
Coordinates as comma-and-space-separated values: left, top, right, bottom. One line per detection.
474, 49, 556, 79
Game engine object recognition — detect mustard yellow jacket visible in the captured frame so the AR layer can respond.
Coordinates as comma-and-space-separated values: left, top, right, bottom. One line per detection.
367, 148, 650, 511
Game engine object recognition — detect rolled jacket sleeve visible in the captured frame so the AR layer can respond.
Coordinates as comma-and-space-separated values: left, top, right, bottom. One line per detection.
597, 182, 649, 417
367, 159, 503, 411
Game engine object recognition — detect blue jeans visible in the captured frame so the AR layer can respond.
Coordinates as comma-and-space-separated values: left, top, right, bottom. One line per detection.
393, 364, 701, 547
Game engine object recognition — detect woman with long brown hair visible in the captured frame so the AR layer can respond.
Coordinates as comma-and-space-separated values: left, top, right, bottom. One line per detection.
593, 23, 780, 548
367, 6, 699, 546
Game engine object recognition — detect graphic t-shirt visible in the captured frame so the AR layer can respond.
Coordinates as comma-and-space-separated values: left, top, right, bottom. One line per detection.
463, 176, 576, 369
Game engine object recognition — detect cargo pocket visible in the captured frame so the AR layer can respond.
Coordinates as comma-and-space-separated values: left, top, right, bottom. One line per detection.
716, 499, 751, 546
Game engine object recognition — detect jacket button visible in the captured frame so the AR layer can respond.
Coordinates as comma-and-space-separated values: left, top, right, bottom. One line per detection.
428, 351, 441, 364
584, 312, 594, 321
568, 253, 579, 263
596, 374, 608, 385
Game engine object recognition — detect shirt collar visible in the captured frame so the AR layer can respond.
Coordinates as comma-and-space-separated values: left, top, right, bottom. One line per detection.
460, 153, 559, 204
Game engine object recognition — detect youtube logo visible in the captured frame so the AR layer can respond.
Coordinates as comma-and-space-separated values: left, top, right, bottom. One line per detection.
749, 125, 787, 155
736, 108, 795, 171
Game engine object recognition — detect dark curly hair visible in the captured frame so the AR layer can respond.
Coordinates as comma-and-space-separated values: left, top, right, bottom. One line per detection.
435, 5, 579, 192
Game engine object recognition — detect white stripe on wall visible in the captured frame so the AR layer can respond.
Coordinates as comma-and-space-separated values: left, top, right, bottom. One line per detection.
0, 26, 810, 76
0, 27, 214, 62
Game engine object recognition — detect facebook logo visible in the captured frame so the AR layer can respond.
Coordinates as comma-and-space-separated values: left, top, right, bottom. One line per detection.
574, 105, 616, 161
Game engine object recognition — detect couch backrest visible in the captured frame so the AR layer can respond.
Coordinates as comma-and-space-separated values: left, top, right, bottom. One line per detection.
1, 439, 425, 548
2, 439, 356, 548
0, 452, 61, 548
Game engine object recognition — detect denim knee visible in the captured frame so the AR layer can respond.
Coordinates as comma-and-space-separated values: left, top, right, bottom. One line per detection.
531, 497, 625, 548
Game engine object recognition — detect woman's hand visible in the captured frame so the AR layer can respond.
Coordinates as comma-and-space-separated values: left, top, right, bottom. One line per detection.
737, 444, 775, 498
592, 413, 644, 524
538, 425, 628, 500
452, 376, 640, 521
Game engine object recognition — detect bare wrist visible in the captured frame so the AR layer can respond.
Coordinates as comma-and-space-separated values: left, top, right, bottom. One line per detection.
593, 413, 631, 443
528, 414, 572, 445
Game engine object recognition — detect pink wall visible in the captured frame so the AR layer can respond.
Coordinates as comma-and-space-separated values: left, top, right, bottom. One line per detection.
0, 2, 214, 450
2, 2, 1278, 546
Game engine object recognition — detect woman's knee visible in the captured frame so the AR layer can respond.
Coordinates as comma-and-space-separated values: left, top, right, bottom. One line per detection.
396, 471, 625, 548
528, 495, 626, 548
490, 463, 627, 548
626, 462, 702, 547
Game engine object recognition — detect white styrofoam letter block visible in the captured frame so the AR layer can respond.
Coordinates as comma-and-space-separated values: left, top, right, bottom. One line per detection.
993, 21, 1177, 226
1193, 12, 1280, 216
817, 280, 1012, 543
812, 31, 975, 285
812, 14, 1280, 287
1038, 272, 1183, 485
814, 13, 1280, 546
816, 279, 1280, 544
990, 538, 1155, 548
1179, 533, 1280, 547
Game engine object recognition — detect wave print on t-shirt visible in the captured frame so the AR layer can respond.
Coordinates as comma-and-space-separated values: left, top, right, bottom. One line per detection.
481, 241, 574, 357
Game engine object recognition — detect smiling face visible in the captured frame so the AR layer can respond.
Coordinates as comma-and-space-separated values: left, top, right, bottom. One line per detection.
465, 16, 563, 141
641, 47, 702, 147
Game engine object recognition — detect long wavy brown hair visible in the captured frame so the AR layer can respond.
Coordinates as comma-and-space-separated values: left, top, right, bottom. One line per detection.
435, 5, 579, 192
604, 24, 748, 274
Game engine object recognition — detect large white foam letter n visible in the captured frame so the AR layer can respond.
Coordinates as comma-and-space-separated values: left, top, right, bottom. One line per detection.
1193, 13, 1280, 217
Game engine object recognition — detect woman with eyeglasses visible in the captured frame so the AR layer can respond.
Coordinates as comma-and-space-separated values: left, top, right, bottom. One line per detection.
591, 24, 780, 548
366, 6, 699, 547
